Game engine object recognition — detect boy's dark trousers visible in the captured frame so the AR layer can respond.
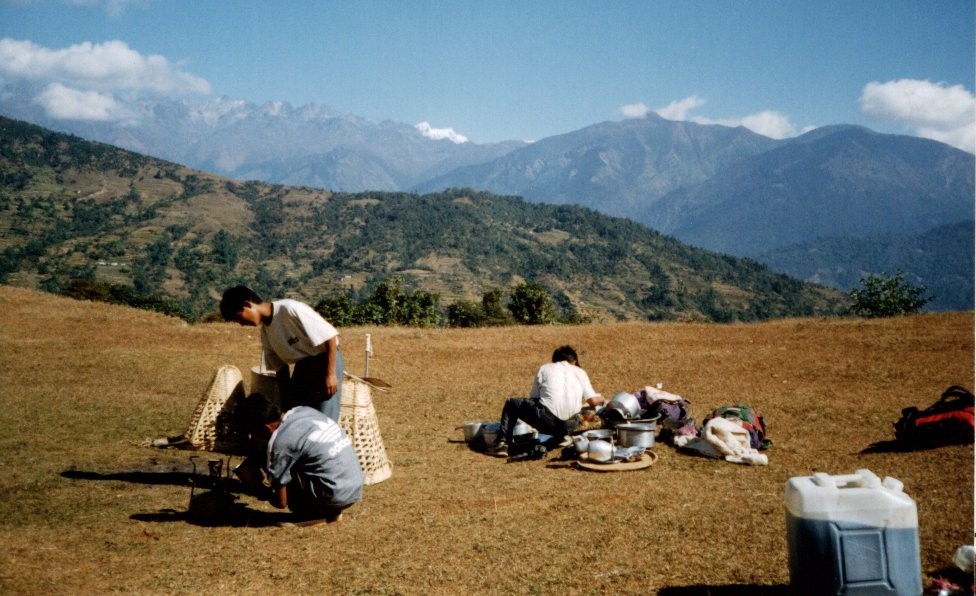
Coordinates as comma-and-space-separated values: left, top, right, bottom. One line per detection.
284, 350, 344, 421
498, 397, 576, 446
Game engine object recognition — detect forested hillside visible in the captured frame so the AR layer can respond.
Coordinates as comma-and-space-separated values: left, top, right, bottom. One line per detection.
759, 220, 975, 312
0, 116, 847, 323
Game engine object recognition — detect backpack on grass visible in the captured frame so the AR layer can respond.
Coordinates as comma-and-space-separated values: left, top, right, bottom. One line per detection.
894, 385, 974, 448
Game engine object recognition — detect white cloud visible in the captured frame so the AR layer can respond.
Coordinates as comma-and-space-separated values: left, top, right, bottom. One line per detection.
619, 102, 652, 119
650, 95, 800, 139
415, 121, 468, 144
65, 0, 148, 18
0, 38, 211, 121
653, 96, 705, 121
35, 82, 130, 121
859, 79, 975, 153
736, 110, 798, 139
0, 38, 211, 95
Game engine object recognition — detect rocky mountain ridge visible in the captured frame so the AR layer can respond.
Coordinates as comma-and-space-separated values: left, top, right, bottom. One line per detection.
1, 90, 971, 309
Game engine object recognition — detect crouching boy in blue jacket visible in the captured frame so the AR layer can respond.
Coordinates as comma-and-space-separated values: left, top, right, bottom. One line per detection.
243, 393, 363, 526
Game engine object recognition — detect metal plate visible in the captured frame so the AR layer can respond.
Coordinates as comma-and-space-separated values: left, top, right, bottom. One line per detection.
581, 429, 614, 441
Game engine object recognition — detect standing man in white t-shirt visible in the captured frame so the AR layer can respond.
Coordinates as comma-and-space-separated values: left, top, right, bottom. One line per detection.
220, 285, 344, 422
491, 345, 603, 456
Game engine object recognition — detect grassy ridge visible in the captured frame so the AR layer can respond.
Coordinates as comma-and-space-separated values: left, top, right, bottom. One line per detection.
0, 286, 970, 593
0, 116, 847, 322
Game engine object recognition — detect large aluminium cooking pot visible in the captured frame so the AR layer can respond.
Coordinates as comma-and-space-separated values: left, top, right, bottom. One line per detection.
477, 422, 501, 445
458, 421, 490, 442
615, 421, 658, 448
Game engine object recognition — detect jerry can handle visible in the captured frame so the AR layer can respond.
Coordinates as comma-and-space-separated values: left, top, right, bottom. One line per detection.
811, 469, 882, 490
881, 476, 904, 493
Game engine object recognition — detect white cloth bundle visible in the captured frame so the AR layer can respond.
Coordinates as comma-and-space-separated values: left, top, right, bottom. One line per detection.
703, 417, 767, 465
639, 385, 684, 404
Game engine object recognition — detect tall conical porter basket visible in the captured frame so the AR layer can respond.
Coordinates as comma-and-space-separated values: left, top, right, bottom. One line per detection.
183, 364, 248, 453
339, 372, 393, 485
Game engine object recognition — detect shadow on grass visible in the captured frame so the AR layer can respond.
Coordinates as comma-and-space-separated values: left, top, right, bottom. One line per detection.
926, 566, 974, 593
860, 439, 972, 453
658, 585, 788, 595
860, 439, 915, 453
130, 504, 288, 528
62, 467, 288, 527
62, 468, 237, 491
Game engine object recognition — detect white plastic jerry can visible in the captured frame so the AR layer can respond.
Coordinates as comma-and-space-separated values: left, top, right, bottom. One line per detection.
785, 469, 922, 595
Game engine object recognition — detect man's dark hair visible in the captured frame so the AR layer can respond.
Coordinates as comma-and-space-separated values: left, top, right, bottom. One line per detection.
551, 345, 579, 366
219, 285, 262, 321
239, 392, 281, 431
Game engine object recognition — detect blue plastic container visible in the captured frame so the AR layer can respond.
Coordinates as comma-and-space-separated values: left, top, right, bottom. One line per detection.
785, 469, 922, 595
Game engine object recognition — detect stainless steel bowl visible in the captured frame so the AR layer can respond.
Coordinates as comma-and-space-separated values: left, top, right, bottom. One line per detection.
582, 429, 614, 442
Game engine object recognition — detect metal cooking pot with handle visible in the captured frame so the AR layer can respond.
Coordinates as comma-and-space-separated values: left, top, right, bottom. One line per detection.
615, 420, 658, 448
457, 421, 488, 442
477, 422, 501, 446
607, 392, 641, 419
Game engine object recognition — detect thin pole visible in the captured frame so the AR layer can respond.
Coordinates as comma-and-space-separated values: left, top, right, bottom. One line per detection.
365, 333, 372, 377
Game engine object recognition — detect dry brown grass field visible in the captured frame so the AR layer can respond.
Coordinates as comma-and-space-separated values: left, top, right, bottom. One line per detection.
0, 284, 972, 595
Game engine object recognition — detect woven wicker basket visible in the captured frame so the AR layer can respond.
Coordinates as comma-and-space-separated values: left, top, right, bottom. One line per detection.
339, 373, 393, 485
182, 366, 392, 485
183, 364, 249, 454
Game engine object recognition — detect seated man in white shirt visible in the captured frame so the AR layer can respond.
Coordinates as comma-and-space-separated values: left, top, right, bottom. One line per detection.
491, 345, 603, 457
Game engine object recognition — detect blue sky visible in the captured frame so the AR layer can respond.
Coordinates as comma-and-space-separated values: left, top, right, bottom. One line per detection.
1, 0, 973, 151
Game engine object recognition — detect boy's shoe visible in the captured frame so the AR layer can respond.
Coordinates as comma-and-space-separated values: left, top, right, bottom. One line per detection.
278, 513, 343, 528
507, 444, 548, 463
487, 441, 508, 457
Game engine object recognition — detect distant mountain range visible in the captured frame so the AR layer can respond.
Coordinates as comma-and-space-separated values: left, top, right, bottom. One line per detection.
0, 86, 526, 191
412, 116, 780, 218
1, 89, 971, 310
642, 125, 974, 256
0, 116, 845, 323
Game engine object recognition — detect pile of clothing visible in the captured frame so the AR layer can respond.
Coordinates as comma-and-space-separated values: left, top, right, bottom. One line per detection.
628, 386, 771, 466
672, 403, 771, 465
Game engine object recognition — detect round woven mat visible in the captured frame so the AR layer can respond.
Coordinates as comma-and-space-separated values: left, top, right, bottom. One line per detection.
574, 450, 657, 472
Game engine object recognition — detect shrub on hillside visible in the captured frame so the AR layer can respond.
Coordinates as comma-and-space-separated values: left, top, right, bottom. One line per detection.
60, 279, 188, 320
849, 271, 932, 318
507, 282, 557, 325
